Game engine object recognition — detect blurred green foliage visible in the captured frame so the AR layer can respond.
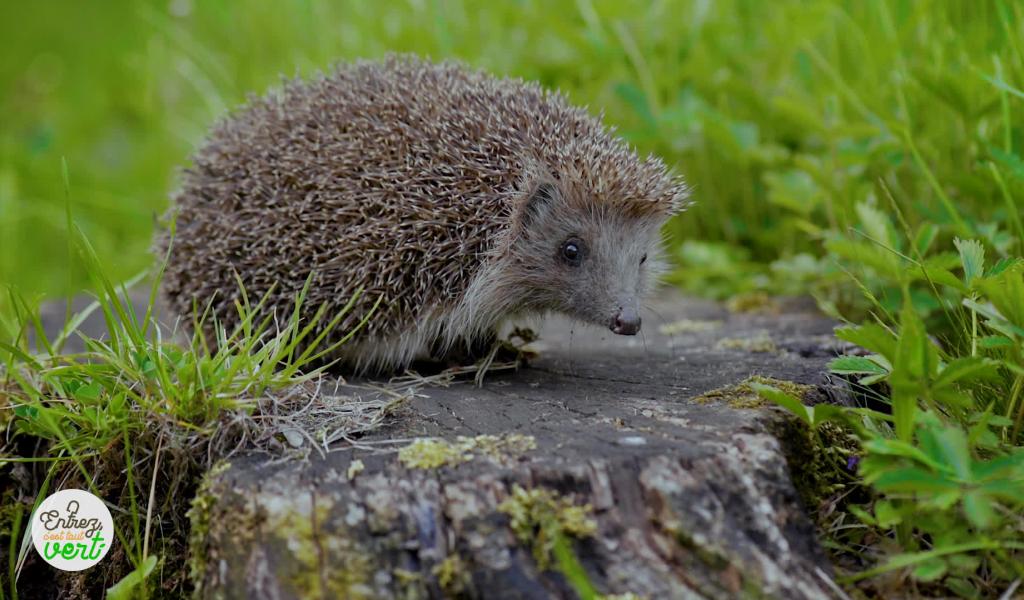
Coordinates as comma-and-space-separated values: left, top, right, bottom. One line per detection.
3, 0, 1020, 303
4, 0, 1024, 596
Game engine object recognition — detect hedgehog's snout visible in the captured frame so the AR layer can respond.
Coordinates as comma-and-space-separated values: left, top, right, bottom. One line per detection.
610, 306, 641, 335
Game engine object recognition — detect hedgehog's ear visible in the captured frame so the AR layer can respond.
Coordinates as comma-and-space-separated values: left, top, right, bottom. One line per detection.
519, 181, 559, 229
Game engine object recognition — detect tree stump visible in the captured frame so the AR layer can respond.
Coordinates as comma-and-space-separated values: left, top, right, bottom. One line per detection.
190, 294, 846, 599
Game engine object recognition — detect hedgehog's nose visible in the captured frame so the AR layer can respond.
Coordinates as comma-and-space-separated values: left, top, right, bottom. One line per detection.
611, 307, 641, 335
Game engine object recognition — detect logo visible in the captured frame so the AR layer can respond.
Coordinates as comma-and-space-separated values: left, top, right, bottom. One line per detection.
31, 489, 114, 571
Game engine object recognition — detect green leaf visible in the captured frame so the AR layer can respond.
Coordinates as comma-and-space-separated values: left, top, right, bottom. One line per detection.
106, 554, 157, 600
927, 489, 963, 510
971, 450, 1024, 481
859, 373, 889, 386
912, 222, 939, 256
862, 437, 942, 469
934, 425, 972, 481
970, 412, 1013, 427
847, 505, 877, 526
933, 357, 1000, 389
975, 266, 1024, 332
13, 405, 39, 420
986, 256, 1022, 277
978, 335, 1012, 349
874, 499, 902, 528
946, 553, 981, 574
932, 387, 975, 409
750, 383, 812, 425
896, 298, 937, 381
976, 478, 1024, 501
954, 238, 985, 286
912, 558, 948, 582
920, 265, 967, 291
922, 251, 964, 271
71, 381, 104, 403
965, 298, 1024, 340
764, 169, 820, 215
962, 491, 996, 529
825, 238, 902, 279
890, 299, 937, 440
829, 355, 888, 376
890, 383, 919, 443
835, 324, 898, 361
868, 467, 960, 494
856, 202, 897, 249
807, 403, 847, 427
989, 146, 1024, 181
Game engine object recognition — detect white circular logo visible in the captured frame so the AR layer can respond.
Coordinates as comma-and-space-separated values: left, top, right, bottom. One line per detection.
31, 489, 114, 571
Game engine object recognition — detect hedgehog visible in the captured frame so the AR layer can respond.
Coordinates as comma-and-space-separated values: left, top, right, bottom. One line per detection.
157, 55, 689, 372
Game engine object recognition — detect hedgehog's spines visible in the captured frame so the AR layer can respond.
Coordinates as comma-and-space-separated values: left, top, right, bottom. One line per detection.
158, 54, 689, 372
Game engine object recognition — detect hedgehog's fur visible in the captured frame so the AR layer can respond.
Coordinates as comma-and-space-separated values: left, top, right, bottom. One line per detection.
158, 55, 689, 372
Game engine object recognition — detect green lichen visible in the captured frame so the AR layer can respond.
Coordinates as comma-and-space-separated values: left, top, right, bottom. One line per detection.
398, 434, 536, 470
673, 530, 769, 599
190, 467, 375, 599
657, 318, 722, 335
715, 332, 777, 353
346, 458, 365, 480
262, 492, 375, 599
398, 438, 472, 469
323, 545, 374, 599
695, 376, 813, 409
725, 291, 780, 314
186, 459, 232, 593
466, 433, 537, 460
276, 501, 326, 597
498, 484, 596, 571
433, 554, 470, 595
393, 567, 423, 588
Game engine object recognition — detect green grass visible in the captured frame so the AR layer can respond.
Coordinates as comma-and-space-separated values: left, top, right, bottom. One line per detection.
4, 0, 1024, 597
3, 0, 1018, 302
1, 219, 384, 597
755, 237, 1024, 596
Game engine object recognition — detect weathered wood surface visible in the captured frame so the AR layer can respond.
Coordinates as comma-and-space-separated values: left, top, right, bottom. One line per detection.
191, 293, 847, 600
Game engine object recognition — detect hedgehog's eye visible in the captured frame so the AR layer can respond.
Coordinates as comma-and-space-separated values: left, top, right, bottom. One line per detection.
560, 238, 584, 266
640, 253, 648, 265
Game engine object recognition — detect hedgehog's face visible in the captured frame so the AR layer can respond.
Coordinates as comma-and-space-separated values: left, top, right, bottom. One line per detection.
508, 181, 669, 336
